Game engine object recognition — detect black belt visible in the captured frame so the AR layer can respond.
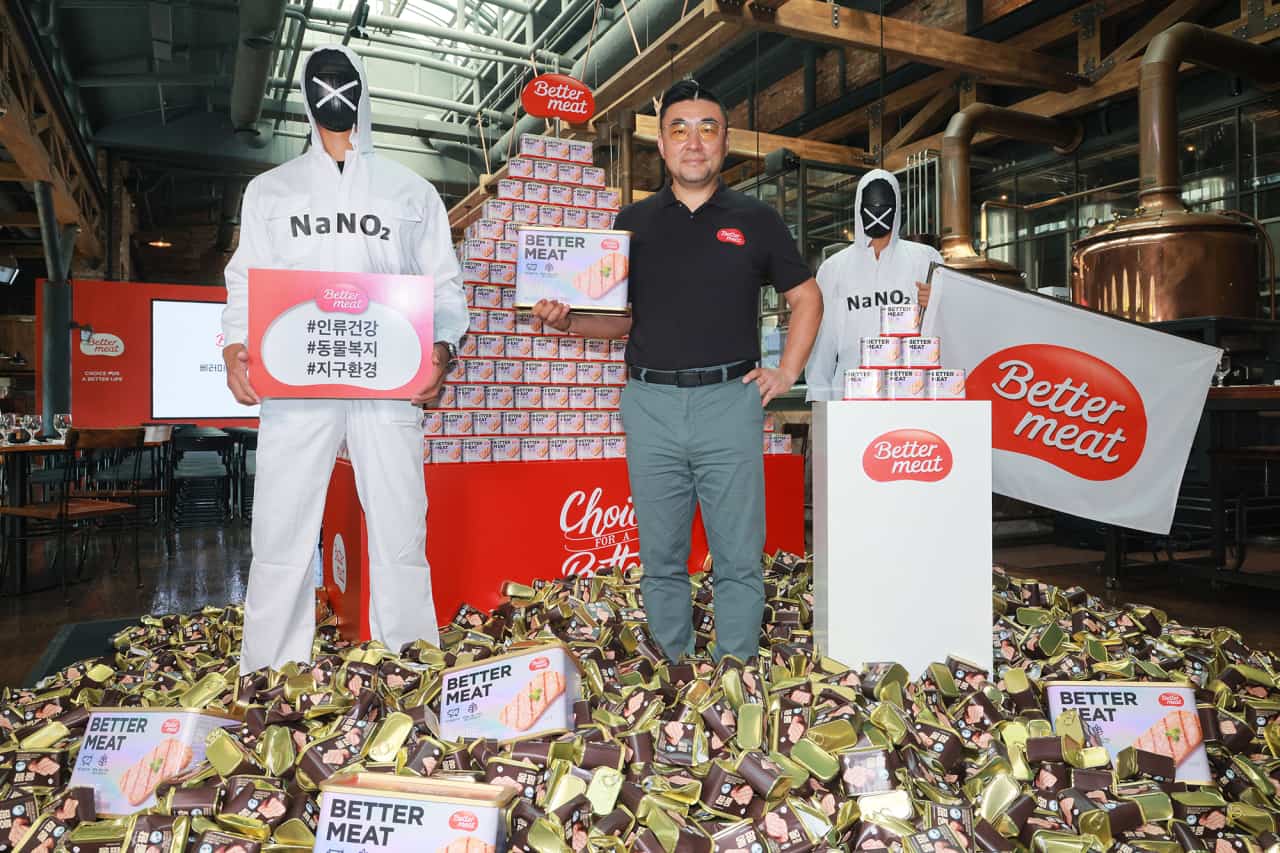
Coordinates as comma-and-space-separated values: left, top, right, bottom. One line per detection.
629, 361, 754, 387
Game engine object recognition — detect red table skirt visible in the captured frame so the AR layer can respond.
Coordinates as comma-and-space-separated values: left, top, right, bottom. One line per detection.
321, 456, 805, 641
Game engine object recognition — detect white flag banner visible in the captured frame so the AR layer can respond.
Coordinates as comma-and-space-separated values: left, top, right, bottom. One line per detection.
922, 265, 1221, 534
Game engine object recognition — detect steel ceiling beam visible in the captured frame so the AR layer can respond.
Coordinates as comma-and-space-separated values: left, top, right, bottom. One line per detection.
267, 77, 514, 126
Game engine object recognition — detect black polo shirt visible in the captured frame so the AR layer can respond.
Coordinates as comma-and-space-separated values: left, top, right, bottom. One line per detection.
616, 182, 810, 370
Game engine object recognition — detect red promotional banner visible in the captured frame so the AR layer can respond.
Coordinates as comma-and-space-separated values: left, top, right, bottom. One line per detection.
322, 456, 805, 641
248, 268, 435, 399
520, 73, 595, 124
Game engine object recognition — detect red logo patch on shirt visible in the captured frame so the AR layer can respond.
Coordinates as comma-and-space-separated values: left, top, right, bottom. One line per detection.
716, 228, 745, 246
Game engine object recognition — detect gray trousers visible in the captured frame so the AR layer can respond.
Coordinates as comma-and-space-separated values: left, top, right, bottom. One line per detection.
620, 376, 766, 662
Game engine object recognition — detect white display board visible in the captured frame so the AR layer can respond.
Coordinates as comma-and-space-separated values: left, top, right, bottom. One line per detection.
813, 401, 993, 677
151, 300, 260, 418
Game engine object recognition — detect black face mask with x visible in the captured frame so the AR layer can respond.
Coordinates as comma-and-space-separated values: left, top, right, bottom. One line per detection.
861, 178, 896, 239
305, 52, 361, 133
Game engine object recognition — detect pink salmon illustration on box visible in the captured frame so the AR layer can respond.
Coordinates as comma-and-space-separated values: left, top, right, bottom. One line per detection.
1134, 710, 1204, 765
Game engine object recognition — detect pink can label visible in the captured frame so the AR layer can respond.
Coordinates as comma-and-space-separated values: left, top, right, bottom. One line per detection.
473, 411, 504, 435
533, 161, 558, 182
512, 202, 539, 224
610, 340, 628, 361
843, 369, 884, 400
531, 411, 559, 434
568, 140, 593, 164
904, 337, 941, 368
523, 361, 550, 383
465, 360, 495, 383
596, 189, 620, 210
515, 386, 544, 409
880, 304, 922, 336
443, 411, 473, 435
518, 134, 545, 157
473, 285, 502, 308
432, 438, 462, 463
585, 411, 611, 434
488, 310, 516, 333
487, 385, 514, 409
492, 437, 522, 461
520, 437, 550, 460
538, 205, 564, 226
550, 362, 576, 383
549, 436, 577, 460
490, 263, 516, 285
475, 334, 504, 357
497, 179, 524, 200
504, 222, 521, 243
549, 184, 574, 206
595, 387, 621, 408
604, 363, 627, 385
558, 411, 585, 434
482, 199, 514, 220
463, 438, 492, 463
476, 219, 505, 240
423, 412, 443, 435
505, 335, 533, 359
563, 208, 588, 228
572, 187, 597, 208
464, 239, 495, 260
610, 412, 624, 433
516, 311, 542, 334
545, 139, 571, 161
496, 241, 518, 263
508, 157, 534, 178
456, 384, 486, 409
495, 360, 523, 383
569, 387, 595, 409
603, 436, 627, 458
860, 336, 902, 368
525, 181, 550, 204
585, 339, 609, 361
588, 210, 613, 230
462, 260, 490, 284
582, 166, 606, 188
559, 338, 585, 360
885, 369, 927, 400
576, 437, 604, 459
576, 363, 603, 384
533, 337, 559, 359
503, 411, 531, 434
926, 369, 967, 399
543, 386, 570, 408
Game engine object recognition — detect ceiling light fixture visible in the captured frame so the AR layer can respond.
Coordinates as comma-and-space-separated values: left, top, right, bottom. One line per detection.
147, 237, 172, 248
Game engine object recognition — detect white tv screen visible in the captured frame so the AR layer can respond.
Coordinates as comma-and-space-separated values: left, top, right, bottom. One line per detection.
151, 300, 260, 419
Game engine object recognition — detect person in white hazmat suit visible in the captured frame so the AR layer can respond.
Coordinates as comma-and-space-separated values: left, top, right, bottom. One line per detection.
805, 169, 943, 401
220, 45, 468, 674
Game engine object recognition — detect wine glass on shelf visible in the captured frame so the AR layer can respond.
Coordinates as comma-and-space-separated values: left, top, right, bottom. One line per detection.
53, 413, 71, 442
0, 413, 14, 443
1214, 351, 1231, 388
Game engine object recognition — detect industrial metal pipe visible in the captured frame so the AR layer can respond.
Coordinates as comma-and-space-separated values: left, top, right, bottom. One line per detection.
268, 77, 513, 126
33, 181, 74, 437
940, 104, 1082, 259
301, 36, 480, 78
230, 0, 289, 133
1139, 23, 1280, 213
216, 179, 245, 253
619, 111, 635, 205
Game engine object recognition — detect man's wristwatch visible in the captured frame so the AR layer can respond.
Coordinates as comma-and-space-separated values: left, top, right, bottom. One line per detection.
438, 340, 459, 368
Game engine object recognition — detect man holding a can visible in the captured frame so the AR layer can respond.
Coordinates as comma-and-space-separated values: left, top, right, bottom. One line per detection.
533, 80, 822, 664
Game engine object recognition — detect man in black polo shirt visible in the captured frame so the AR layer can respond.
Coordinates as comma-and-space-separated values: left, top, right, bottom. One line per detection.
533, 80, 822, 663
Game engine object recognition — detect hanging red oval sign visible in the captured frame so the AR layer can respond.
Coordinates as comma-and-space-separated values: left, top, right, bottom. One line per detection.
521, 73, 595, 124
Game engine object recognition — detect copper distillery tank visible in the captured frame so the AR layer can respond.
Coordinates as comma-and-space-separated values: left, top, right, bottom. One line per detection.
943, 254, 1025, 288
1072, 23, 1280, 321
1071, 212, 1261, 322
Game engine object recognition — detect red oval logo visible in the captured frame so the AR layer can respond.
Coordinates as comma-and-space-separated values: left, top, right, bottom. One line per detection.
529, 656, 550, 671
969, 344, 1147, 481
1158, 692, 1185, 708
601, 238, 620, 251
161, 719, 180, 735
862, 429, 953, 483
520, 73, 595, 124
449, 811, 479, 831
717, 228, 745, 246
316, 285, 370, 315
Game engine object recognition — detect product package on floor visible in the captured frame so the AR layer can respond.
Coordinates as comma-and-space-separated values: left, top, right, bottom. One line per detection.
316, 772, 515, 853
438, 642, 581, 742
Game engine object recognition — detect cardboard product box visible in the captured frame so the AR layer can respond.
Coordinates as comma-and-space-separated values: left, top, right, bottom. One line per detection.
505, 335, 533, 359
569, 387, 595, 410
486, 385, 514, 409
518, 134, 546, 158
603, 436, 627, 459
587, 210, 615, 230
465, 360, 495, 383
516, 311, 542, 335
524, 181, 549, 204
463, 438, 492, 463
467, 309, 488, 333
572, 187, 597, 209
492, 437, 522, 462
512, 202, 539, 225
502, 411, 531, 435
563, 208, 588, 228
549, 362, 575, 384
558, 163, 584, 185
316, 772, 516, 853
495, 241, 519, 263
568, 140, 593, 164
582, 166, 606, 188
488, 310, 516, 333
532, 337, 559, 359
584, 411, 611, 434
515, 226, 630, 313
473, 285, 503, 309
482, 199, 514, 221
472, 411, 504, 435
523, 361, 551, 383
532, 160, 558, 183
495, 360, 523, 383
497, 179, 524, 200
432, 438, 463, 463
610, 412, 624, 433
515, 386, 543, 409
549, 436, 577, 460
576, 436, 604, 460
604, 363, 627, 385
501, 287, 518, 310
508, 157, 535, 178
538, 205, 564, 227
423, 412, 443, 435
455, 385, 486, 409
490, 263, 516, 286
544, 138, 572, 162
595, 387, 621, 409
518, 436, 547, 461
476, 334, 505, 358
576, 363, 603, 385
443, 411, 474, 436
461, 260, 490, 284
543, 386, 570, 409
504, 222, 521, 243
463, 239, 495, 261
475, 219, 505, 240
557, 411, 585, 435
549, 184, 574, 206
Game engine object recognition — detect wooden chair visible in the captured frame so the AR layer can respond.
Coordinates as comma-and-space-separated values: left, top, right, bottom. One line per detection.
0, 428, 145, 601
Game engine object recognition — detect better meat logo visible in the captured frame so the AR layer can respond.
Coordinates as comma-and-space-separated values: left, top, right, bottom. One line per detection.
862, 429, 952, 483
1159, 692, 1185, 708
316, 284, 370, 315
160, 719, 180, 735
970, 344, 1147, 481
716, 228, 745, 246
449, 811, 479, 831
601, 238, 620, 251
529, 656, 550, 671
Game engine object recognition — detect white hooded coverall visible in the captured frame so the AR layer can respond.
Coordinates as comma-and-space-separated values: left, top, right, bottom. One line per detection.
222, 45, 468, 673
805, 169, 943, 401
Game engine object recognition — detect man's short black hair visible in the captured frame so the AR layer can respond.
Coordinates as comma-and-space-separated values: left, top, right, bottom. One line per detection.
658, 79, 727, 126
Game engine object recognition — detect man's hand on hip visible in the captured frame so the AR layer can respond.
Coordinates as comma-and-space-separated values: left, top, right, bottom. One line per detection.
223, 343, 261, 405
411, 343, 453, 406
743, 365, 798, 406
